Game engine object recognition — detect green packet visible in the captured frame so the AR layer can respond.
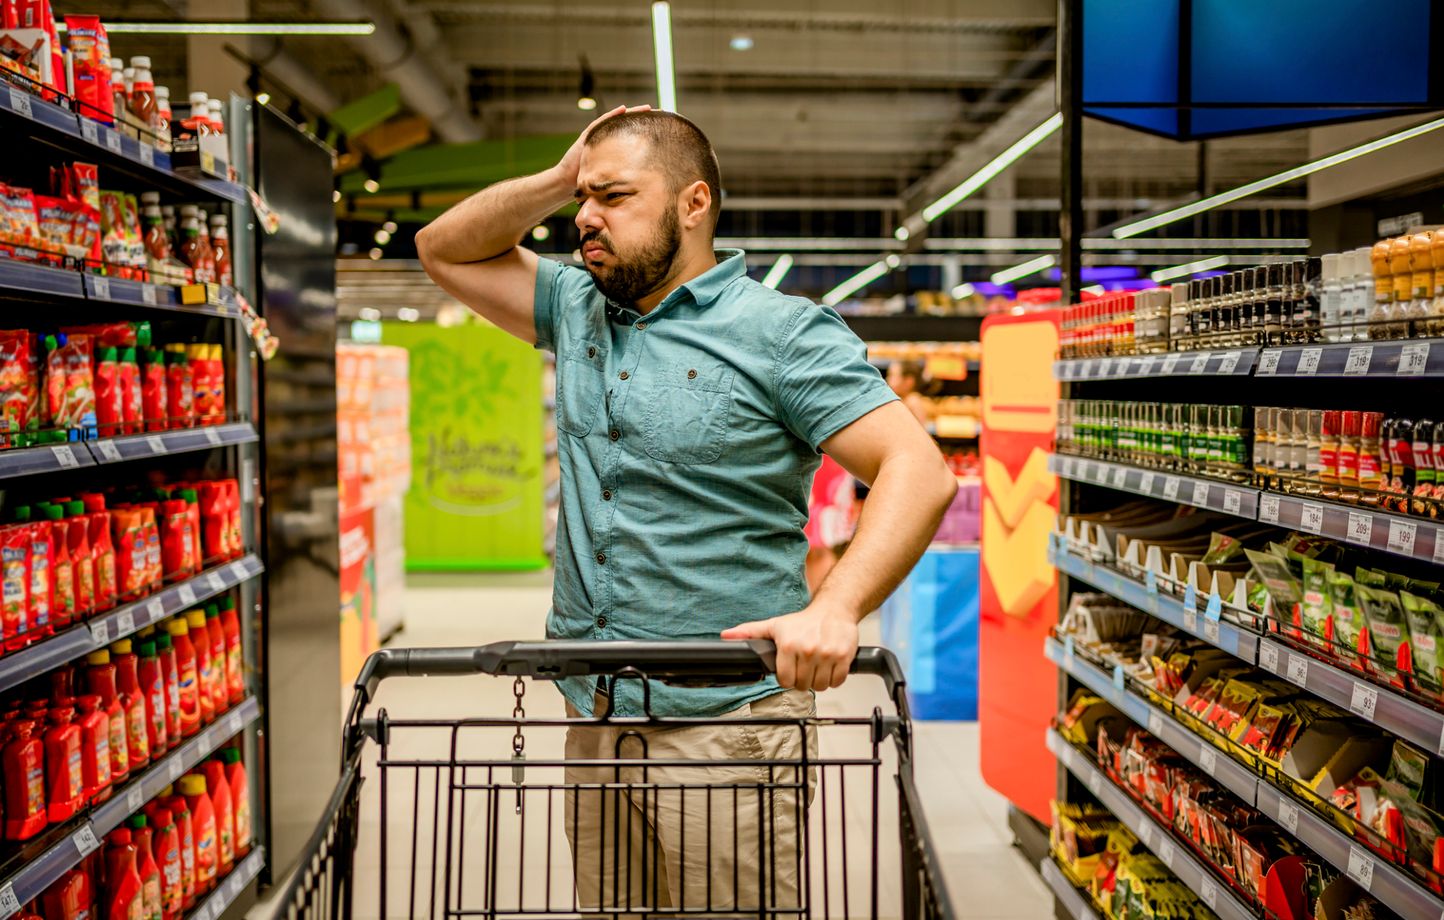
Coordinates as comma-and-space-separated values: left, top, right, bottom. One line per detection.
1356, 566, 1389, 589
1202, 531, 1247, 565
1401, 591, 1444, 693
1299, 558, 1334, 646
1330, 571, 1369, 664
1384, 739, 1429, 801
1247, 548, 1303, 619
1357, 584, 1408, 675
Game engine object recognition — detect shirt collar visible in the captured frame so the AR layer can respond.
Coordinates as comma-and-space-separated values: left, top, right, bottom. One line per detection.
605, 249, 747, 320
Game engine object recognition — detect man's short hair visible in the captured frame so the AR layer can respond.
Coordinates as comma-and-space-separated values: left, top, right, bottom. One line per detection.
585, 111, 722, 229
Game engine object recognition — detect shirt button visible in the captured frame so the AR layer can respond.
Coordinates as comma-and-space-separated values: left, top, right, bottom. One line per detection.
609, 428, 620, 441
596, 615, 607, 628
636, 322, 647, 330
602, 489, 612, 501
596, 552, 607, 564
587, 346, 596, 358
687, 369, 697, 379
619, 371, 629, 380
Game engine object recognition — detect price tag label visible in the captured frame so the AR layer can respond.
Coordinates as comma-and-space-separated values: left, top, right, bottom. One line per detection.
1138, 821, 1155, 849
1297, 347, 1323, 375
1162, 477, 1181, 501
229, 561, 250, 582
146, 435, 167, 454
138, 142, 155, 167
205, 427, 224, 446
1344, 345, 1374, 375
1139, 472, 1156, 494
97, 439, 123, 462
1217, 351, 1242, 374
1084, 768, 1102, 795
178, 583, 197, 606
1299, 503, 1325, 534
1287, 653, 1310, 687
198, 731, 215, 756
89, 620, 109, 645
1191, 481, 1210, 507
208, 572, 225, 594
147, 598, 165, 622
1257, 349, 1281, 375
1350, 682, 1379, 720
227, 710, 244, 735
1148, 712, 1164, 736
1099, 358, 1113, 377
1183, 582, 1198, 617
1205, 593, 1222, 622
1346, 512, 1374, 546
1203, 618, 1220, 644
92, 275, 111, 301
1157, 839, 1176, 866
105, 129, 122, 153
1387, 519, 1418, 556
127, 785, 144, 813
1137, 356, 1156, 376
1113, 664, 1126, 690
116, 610, 135, 635
81, 119, 99, 144
1261, 643, 1279, 672
52, 444, 79, 468
168, 757, 184, 782
1200, 877, 1219, 910
1260, 493, 1281, 523
1093, 465, 1109, 485
1145, 569, 1158, 594
1189, 351, 1211, 374
1398, 342, 1431, 375
1346, 845, 1375, 891
1161, 353, 1182, 375
141, 283, 158, 305
1183, 610, 1198, 634
1199, 743, 1218, 774
1117, 357, 1133, 376
1277, 798, 1299, 834
73, 824, 100, 856
7, 87, 32, 118
0, 883, 20, 918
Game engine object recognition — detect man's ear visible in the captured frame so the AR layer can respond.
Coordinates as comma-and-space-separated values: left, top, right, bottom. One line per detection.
679, 180, 712, 230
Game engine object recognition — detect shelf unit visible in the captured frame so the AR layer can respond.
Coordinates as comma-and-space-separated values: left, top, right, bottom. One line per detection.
1040, 859, 1102, 920
1054, 338, 1444, 381
185, 847, 266, 920
1055, 347, 1258, 381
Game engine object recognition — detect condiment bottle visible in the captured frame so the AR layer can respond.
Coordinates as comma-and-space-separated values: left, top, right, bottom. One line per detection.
187, 92, 211, 137
110, 58, 127, 127
209, 214, 231, 287
112, 638, 150, 770
1432, 233, 1444, 336
203, 605, 227, 714
151, 807, 183, 920
87, 649, 130, 783
1321, 253, 1342, 343
1338, 411, 1362, 503
220, 749, 250, 856
128, 815, 162, 920
128, 56, 158, 139
1389, 236, 1413, 339
200, 759, 234, 875
104, 828, 144, 920
3, 721, 47, 839
75, 693, 112, 803
1369, 240, 1393, 341
1384, 416, 1414, 514
43, 705, 85, 822
153, 788, 195, 909
153, 86, 172, 148
41, 867, 91, 920
156, 631, 181, 745
1411, 418, 1436, 517
194, 210, 217, 281
1408, 232, 1434, 334
179, 774, 218, 893
138, 640, 168, 756
166, 618, 200, 737
206, 98, 225, 135
1303, 410, 1323, 495
1319, 411, 1342, 500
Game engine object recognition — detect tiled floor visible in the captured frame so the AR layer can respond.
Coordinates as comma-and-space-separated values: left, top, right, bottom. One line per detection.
255, 572, 1052, 919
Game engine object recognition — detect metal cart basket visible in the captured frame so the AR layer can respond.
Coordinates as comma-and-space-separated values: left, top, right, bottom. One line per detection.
276, 641, 955, 920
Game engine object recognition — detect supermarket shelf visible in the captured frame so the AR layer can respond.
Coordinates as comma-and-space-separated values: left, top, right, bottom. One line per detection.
83, 273, 244, 319
0, 82, 247, 204
1041, 859, 1101, 920
1054, 348, 1257, 382
1048, 537, 1260, 661
0, 256, 86, 299
0, 442, 95, 479
0, 697, 261, 919
1254, 638, 1444, 758
1254, 782, 1444, 920
0, 554, 263, 696
87, 422, 257, 464
186, 846, 266, 920
1256, 339, 1444, 379
1258, 491, 1444, 566
1050, 454, 1260, 520
1045, 729, 1255, 920
1044, 637, 1259, 804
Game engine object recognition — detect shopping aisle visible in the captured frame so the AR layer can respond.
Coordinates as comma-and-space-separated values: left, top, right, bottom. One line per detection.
337, 572, 1050, 919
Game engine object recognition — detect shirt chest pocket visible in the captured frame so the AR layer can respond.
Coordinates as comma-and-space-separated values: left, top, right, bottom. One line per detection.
556, 340, 606, 438
639, 362, 735, 464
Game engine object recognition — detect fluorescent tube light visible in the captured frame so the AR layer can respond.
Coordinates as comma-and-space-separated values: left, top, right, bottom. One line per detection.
57, 20, 376, 34
1081, 285, 1105, 296
652, 2, 677, 112
990, 254, 1055, 286
760, 254, 793, 290
920, 113, 1062, 224
950, 283, 975, 299
1114, 115, 1444, 239
823, 260, 892, 307
893, 226, 910, 241
920, 237, 1311, 252
1150, 256, 1228, 283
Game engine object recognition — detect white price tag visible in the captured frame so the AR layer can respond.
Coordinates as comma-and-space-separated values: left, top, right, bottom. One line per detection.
1161, 353, 1182, 375
1157, 839, 1176, 865
146, 435, 167, 454
1277, 798, 1299, 834
127, 785, 144, 813
81, 119, 99, 144
1287, 654, 1310, 687
178, 583, 197, 606
1297, 347, 1323, 375
1217, 351, 1242, 374
227, 710, 243, 735
1116, 357, 1133, 376
1398, 342, 1431, 375
168, 757, 184, 782
93, 275, 111, 301
1199, 743, 1218, 774
7, 87, 32, 118
1099, 358, 1113, 377
205, 427, 224, 446
1189, 351, 1211, 374
0, 883, 19, 918
1191, 481, 1210, 506
1137, 821, 1155, 849
1257, 349, 1281, 375
1111, 467, 1126, 489
73, 824, 100, 856
52, 444, 79, 468
1260, 643, 1279, 672
147, 598, 165, 622
1349, 681, 1379, 720
1162, 477, 1181, 501
97, 439, 122, 462
1347, 846, 1375, 891
1299, 502, 1325, 534
1347, 512, 1374, 546
1148, 712, 1164, 736
116, 610, 135, 635
1139, 472, 1156, 494
105, 129, 122, 153
1387, 519, 1418, 556
1438, 722, 1444, 757
89, 620, 110, 645
193, 902, 211, 920
1434, 531, 1444, 566
198, 731, 215, 756
1260, 493, 1281, 523
141, 282, 158, 305
1183, 610, 1198, 634
1344, 345, 1374, 375
1137, 356, 1156, 376
1203, 618, 1220, 644
229, 561, 250, 582
208, 572, 225, 594
1084, 768, 1102, 795
138, 143, 155, 167
1222, 489, 1242, 515
1200, 877, 1219, 910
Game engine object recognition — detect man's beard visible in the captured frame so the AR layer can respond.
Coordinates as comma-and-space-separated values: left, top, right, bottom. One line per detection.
583, 207, 682, 306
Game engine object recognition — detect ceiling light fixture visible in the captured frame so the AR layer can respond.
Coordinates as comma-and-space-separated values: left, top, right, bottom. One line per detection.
358, 307, 381, 321
368, 247, 383, 260
1150, 255, 1229, 283
823, 260, 893, 307
760, 254, 793, 290
577, 54, 598, 111
893, 226, 910, 241
532, 225, 551, 242
397, 307, 421, 322
331, 189, 341, 203
989, 254, 1056, 286
255, 91, 270, 106
651, 2, 677, 112
916, 112, 1062, 227
950, 283, 975, 300
363, 179, 380, 194
382, 216, 398, 234
1114, 114, 1444, 239
57, 20, 376, 34
729, 35, 753, 51
374, 229, 391, 245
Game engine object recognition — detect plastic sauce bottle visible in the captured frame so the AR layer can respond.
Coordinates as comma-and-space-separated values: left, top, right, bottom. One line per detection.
75, 693, 112, 803
41, 867, 91, 920
67, 500, 95, 619
166, 619, 200, 738
128, 815, 163, 920
48, 507, 74, 630
154, 789, 194, 909
87, 495, 118, 611
219, 596, 243, 703
200, 760, 234, 875
166, 348, 195, 430
154, 86, 172, 147
209, 215, 231, 288
156, 632, 181, 745
104, 828, 145, 920
142, 349, 166, 432
3, 720, 48, 839
220, 749, 249, 856
87, 649, 130, 783
44, 705, 85, 822
151, 807, 182, 920
137, 640, 168, 756
206, 98, 225, 135
187, 92, 211, 137
185, 610, 216, 725
112, 639, 151, 770
128, 56, 158, 139
24, 515, 52, 641
179, 774, 217, 894
179, 490, 202, 574
203, 606, 227, 714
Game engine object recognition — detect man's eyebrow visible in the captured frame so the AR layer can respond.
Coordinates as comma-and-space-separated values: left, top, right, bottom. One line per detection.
574, 179, 627, 198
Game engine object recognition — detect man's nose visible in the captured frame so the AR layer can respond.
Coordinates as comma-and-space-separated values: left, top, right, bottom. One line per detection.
576, 199, 602, 233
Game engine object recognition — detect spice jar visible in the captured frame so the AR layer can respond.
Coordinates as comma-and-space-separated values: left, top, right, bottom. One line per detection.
1338, 411, 1362, 503
1359, 412, 1385, 506
1303, 410, 1323, 496
1319, 411, 1342, 500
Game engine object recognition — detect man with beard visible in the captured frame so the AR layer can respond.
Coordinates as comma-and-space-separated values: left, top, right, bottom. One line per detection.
416, 106, 957, 911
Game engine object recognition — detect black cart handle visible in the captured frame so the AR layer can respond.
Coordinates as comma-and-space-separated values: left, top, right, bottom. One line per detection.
353, 640, 904, 705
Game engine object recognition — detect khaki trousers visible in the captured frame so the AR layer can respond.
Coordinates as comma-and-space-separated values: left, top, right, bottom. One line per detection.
563, 689, 818, 914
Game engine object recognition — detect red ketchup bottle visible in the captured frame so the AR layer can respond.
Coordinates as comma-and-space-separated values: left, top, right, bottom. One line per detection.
75, 693, 112, 803
151, 806, 182, 920
203, 606, 227, 715
219, 596, 243, 703
137, 639, 168, 756
220, 748, 249, 857
155, 788, 195, 908
128, 814, 163, 920
104, 827, 144, 920
86, 649, 130, 784
3, 720, 48, 839
43, 705, 85, 822
200, 759, 234, 876
111, 639, 150, 771
155, 632, 181, 747
179, 774, 217, 894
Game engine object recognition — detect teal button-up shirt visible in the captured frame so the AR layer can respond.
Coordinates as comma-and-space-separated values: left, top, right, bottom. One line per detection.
534, 249, 897, 717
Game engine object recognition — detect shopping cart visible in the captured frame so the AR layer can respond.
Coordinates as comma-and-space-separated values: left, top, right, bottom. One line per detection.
277, 641, 956, 920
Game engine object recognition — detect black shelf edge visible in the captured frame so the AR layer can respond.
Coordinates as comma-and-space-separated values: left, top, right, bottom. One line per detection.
0, 257, 86, 299
1050, 454, 1260, 519
82, 273, 243, 319
1256, 339, 1444, 379
0, 442, 95, 479
0, 554, 263, 697
1055, 348, 1257, 382
0, 697, 261, 917
87, 423, 258, 465
1259, 492, 1444, 567
184, 845, 266, 920
1040, 858, 1101, 920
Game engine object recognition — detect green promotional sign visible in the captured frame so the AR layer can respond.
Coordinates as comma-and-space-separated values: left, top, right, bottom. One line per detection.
383, 320, 547, 570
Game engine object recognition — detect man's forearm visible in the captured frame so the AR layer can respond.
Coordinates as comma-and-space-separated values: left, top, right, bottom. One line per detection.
812, 454, 956, 621
417, 167, 573, 265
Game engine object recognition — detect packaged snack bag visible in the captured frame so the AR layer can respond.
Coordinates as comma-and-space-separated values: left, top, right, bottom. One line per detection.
62, 16, 113, 121
44, 334, 95, 432
0, 330, 30, 448
98, 191, 129, 274
0, 523, 30, 644
0, 184, 39, 251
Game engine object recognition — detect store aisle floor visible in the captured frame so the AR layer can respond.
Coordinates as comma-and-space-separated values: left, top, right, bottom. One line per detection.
328, 572, 1051, 918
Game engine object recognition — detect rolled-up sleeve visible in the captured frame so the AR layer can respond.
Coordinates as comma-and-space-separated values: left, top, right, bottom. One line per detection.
533, 257, 595, 354
772, 302, 899, 450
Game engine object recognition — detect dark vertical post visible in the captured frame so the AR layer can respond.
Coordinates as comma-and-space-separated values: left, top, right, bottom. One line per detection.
1058, 0, 1084, 305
